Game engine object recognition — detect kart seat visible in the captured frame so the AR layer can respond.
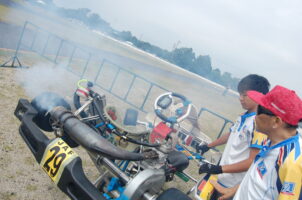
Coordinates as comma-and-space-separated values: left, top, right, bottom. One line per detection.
157, 188, 192, 200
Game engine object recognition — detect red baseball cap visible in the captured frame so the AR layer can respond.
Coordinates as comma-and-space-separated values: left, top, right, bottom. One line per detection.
247, 85, 302, 125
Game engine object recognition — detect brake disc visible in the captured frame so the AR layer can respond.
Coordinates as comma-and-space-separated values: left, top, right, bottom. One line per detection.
123, 168, 165, 200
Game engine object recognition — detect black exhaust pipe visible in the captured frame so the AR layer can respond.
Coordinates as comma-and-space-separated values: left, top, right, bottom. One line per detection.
50, 106, 146, 161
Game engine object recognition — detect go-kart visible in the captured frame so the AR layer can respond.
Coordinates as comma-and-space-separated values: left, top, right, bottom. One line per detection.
72, 80, 213, 154
14, 80, 220, 200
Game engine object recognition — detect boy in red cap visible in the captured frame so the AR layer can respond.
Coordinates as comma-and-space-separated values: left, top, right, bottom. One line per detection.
212, 85, 302, 200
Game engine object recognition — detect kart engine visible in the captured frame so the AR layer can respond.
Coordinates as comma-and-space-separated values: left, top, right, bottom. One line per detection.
50, 106, 190, 200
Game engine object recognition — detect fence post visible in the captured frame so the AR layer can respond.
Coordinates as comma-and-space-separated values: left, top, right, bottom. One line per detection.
109, 67, 120, 92
54, 39, 64, 63
94, 59, 106, 84
80, 53, 91, 78
67, 46, 76, 66
140, 84, 153, 111
198, 107, 233, 139
30, 27, 38, 50
1, 21, 28, 67
41, 33, 51, 56
124, 75, 136, 100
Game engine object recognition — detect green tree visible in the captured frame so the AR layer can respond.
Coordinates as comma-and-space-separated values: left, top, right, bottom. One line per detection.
136, 41, 152, 51
191, 55, 212, 77
230, 77, 240, 90
76, 8, 91, 22
170, 47, 195, 70
220, 72, 233, 87
119, 31, 133, 41
208, 68, 222, 84
86, 13, 111, 32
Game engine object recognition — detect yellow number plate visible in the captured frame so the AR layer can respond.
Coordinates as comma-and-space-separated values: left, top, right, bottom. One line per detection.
40, 138, 78, 184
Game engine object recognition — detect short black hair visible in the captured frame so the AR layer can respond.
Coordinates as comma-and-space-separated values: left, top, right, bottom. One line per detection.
285, 119, 301, 129
237, 74, 270, 94
286, 123, 298, 129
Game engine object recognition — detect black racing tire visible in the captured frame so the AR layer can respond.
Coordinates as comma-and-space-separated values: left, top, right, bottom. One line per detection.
157, 188, 192, 200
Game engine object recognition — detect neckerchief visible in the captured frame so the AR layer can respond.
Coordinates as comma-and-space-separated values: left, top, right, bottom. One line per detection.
237, 111, 256, 131
255, 133, 299, 162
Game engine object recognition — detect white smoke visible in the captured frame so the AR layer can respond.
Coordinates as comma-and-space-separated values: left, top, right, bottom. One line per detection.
15, 62, 78, 107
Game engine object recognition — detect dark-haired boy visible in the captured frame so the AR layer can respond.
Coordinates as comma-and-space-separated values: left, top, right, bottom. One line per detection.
197, 74, 270, 189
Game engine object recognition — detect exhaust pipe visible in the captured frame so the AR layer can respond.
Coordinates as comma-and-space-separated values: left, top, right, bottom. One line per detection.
50, 106, 146, 161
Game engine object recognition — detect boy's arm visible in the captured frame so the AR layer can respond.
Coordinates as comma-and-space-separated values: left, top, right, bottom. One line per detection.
196, 132, 231, 155
277, 156, 302, 199
221, 128, 267, 173
198, 146, 259, 175
221, 147, 259, 173
208, 132, 231, 148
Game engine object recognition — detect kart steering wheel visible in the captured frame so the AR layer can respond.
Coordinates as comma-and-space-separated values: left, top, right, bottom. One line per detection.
154, 92, 192, 125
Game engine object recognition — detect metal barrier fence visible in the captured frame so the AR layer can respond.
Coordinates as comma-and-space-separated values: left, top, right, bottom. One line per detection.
1, 21, 233, 138
198, 108, 233, 138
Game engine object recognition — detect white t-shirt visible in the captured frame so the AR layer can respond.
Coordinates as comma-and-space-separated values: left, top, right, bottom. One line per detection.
218, 112, 268, 188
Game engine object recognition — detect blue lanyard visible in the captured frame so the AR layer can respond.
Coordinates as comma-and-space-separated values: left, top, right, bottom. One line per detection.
255, 133, 299, 162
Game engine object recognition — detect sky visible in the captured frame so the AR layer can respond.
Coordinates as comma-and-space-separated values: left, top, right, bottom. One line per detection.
53, 0, 302, 96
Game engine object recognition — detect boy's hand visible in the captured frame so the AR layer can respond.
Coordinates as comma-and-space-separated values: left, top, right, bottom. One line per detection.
199, 163, 223, 174
196, 143, 210, 155
210, 180, 238, 200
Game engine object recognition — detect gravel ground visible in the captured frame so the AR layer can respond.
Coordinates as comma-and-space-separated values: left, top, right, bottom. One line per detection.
0, 62, 101, 200
0, 66, 68, 200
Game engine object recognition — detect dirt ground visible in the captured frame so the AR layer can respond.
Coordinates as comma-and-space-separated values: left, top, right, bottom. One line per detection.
0, 65, 69, 200
0, 59, 104, 200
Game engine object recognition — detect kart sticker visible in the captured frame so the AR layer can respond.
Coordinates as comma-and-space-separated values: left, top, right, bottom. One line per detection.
40, 138, 78, 184
195, 174, 217, 200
